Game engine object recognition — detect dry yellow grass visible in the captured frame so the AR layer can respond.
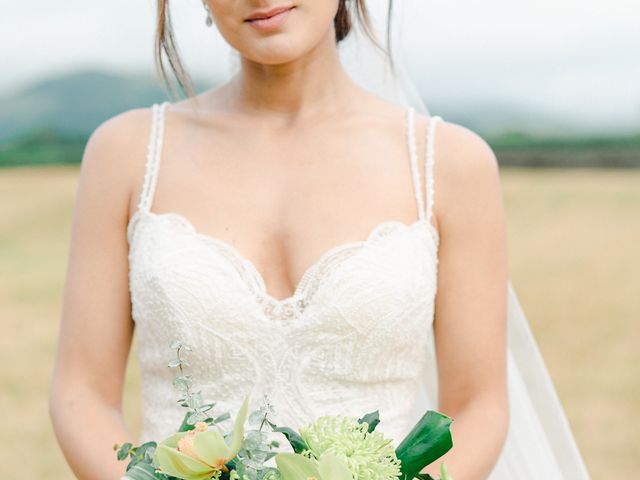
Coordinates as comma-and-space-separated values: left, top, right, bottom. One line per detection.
0, 165, 637, 478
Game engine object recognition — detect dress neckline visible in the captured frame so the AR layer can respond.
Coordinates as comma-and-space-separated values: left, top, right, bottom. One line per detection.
127, 209, 439, 318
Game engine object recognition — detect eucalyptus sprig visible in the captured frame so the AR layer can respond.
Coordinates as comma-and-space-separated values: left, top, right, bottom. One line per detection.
233, 394, 281, 479
167, 339, 231, 432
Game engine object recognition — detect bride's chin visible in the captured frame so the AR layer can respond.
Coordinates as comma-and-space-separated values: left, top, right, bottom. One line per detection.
239, 43, 305, 66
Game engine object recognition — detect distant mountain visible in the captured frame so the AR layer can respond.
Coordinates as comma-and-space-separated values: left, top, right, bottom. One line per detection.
0, 69, 213, 142
1, 69, 638, 168
0, 68, 637, 143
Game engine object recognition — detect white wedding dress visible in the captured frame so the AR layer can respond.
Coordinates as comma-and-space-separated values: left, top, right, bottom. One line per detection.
129, 101, 442, 447
127, 100, 590, 479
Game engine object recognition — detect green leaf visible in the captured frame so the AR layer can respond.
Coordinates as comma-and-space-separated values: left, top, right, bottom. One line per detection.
135, 442, 158, 463
395, 410, 453, 480
270, 426, 309, 454
120, 462, 160, 480
178, 411, 196, 432
357, 410, 381, 433
212, 412, 231, 424
263, 450, 278, 462
117, 442, 133, 461
167, 358, 182, 368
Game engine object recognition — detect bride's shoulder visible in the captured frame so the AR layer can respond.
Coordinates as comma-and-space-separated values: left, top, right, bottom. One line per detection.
79, 105, 156, 210
413, 112, 503, 229
414, 112, 500, 181
85, 107, 152, 164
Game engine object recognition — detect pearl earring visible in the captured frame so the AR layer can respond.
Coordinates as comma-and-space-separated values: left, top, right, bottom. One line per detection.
201, 0, 213, 27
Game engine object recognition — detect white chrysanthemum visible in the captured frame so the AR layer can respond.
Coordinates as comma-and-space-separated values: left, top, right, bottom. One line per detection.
299, 415, 401, 480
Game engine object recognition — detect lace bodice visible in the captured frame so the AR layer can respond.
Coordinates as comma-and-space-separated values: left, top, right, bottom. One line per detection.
127, 101, 443, 445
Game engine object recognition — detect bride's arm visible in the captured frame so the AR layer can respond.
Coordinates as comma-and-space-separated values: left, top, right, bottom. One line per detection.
49, 108, 150, 479
420, 122, 509, 480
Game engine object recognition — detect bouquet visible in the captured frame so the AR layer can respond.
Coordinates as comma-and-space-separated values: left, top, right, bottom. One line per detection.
115, 340, 454, 480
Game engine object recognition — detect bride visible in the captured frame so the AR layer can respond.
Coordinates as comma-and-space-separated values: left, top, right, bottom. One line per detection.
49, 0, 590, 479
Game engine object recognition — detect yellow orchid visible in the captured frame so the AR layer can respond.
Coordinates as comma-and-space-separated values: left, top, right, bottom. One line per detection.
153, 396, 250, 480
275, 452, 352, 480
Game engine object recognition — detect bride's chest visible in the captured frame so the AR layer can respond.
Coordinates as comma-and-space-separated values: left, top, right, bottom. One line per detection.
127, 211, 439, 338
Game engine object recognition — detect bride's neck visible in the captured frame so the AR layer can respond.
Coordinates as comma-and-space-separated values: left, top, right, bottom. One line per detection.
225, 31, 358, 118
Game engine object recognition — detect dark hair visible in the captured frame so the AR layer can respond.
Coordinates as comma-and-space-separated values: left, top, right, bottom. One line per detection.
154, 0, 394, 100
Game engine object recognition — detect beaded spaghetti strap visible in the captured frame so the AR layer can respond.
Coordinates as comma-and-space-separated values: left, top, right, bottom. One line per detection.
137, 101, 170, 213
425, 114, 443, 224
406, 107, 426, 222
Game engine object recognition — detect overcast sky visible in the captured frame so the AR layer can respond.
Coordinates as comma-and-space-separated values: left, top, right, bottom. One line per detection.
2, 0, 639, 131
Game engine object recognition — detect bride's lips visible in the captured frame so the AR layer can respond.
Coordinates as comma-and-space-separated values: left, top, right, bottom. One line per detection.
244, 5, 295, 32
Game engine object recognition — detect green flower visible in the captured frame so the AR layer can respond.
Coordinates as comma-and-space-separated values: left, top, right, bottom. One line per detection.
153, 396, 250, 480
275, 452, 352, 480
298, 415, 401, 480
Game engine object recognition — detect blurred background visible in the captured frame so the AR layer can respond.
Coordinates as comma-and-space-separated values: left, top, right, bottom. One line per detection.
1, 0, 638, 478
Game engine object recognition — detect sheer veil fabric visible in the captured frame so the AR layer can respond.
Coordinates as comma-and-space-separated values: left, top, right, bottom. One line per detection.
223, 1, 590, 478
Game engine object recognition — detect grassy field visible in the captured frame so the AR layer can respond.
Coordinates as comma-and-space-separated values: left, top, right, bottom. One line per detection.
0, 165, 638, 478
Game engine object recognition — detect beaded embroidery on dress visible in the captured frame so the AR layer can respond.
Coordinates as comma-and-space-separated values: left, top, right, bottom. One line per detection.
127, 101, 443, 445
